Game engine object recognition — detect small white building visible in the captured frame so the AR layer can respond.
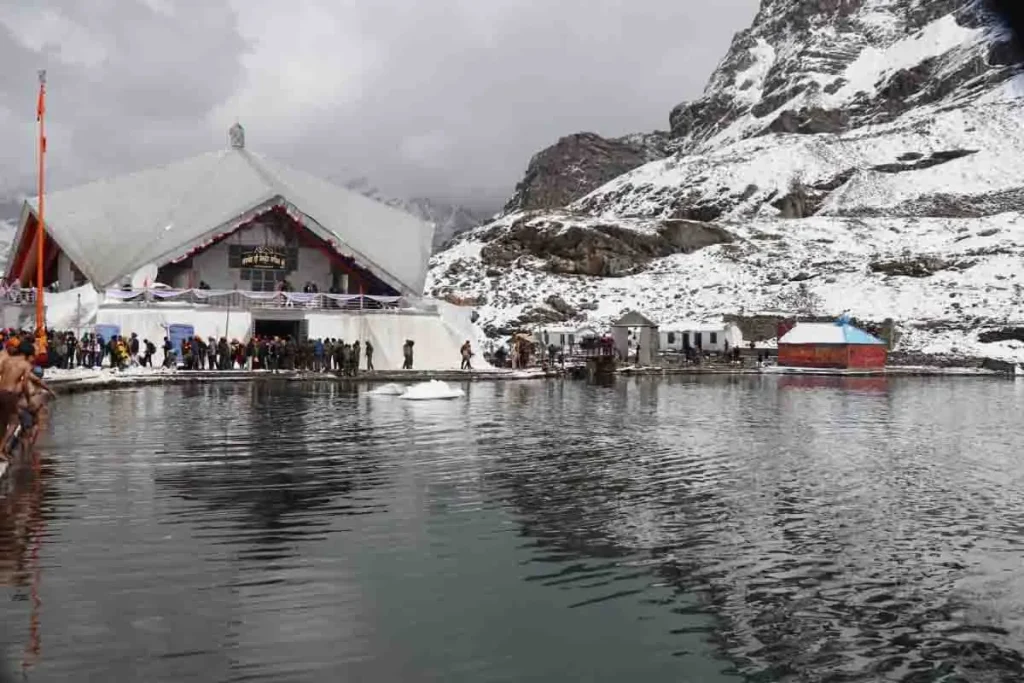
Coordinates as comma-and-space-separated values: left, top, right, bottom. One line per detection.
533, 325, 598, 352
660, 321, 743, 353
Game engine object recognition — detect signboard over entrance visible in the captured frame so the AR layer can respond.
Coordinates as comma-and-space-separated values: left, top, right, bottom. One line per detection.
239, 246, 288, 270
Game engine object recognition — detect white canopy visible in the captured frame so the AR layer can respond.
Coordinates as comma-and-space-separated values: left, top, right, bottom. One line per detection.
12, 146, 434, 295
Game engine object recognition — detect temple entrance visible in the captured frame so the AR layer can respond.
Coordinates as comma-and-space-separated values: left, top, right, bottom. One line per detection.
253, 318, 303, 341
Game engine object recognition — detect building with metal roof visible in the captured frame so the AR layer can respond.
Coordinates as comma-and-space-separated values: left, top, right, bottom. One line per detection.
0, 125, 475, 370
5, 123, 434, 297
778, 321, 887, 370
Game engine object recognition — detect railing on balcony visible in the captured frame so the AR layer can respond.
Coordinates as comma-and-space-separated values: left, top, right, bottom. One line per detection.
101, 287, 437, 313
0, 288, 39, 306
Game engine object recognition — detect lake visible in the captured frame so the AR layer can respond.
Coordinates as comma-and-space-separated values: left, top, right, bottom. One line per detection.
2, 375, 1024, 682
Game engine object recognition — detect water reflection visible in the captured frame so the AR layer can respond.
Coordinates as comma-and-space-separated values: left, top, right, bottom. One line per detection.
157, 383, 391, 552
3, 377, 1024, 681
0, 452, 52, 679
776, 374, 890, 393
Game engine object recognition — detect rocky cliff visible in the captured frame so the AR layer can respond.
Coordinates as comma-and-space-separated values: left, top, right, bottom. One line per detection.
501, 131, 672, 214
428, 0, 1024, 363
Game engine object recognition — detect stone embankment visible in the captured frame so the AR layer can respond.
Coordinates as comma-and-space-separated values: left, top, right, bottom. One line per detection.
43, 356, 1011, 397
45, 367, 559, 394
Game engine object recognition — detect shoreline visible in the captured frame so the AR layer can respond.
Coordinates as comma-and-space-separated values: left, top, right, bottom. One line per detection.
45, 367, 559, 395
39, 362, 1008, 395
0, 362, 1007, 483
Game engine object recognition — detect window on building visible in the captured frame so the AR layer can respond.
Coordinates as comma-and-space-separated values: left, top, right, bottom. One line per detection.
695, 332, 703, 347
568, 334, 575, 347
248, 269, 285, 292
710, 332, 718, 344
667, 332, 676, 344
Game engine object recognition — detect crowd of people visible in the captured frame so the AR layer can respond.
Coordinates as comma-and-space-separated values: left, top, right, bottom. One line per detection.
169, 335, 379, 374
36, 330, 155, 371
9, 326, 482, 376
18, 329, 391, 374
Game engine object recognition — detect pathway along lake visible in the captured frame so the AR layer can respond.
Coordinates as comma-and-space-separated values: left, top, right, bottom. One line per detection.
2, 376, 1024, 682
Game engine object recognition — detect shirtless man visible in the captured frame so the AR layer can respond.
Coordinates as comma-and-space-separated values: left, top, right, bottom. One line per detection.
13, 368, 52, 458
0, 342, 53, 459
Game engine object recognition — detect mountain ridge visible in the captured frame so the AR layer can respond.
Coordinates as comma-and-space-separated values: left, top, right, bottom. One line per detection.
343, 178, 494, 253
427, 0, 1024, 364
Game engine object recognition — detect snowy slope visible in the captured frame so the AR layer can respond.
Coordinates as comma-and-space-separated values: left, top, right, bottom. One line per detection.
0, 220, 15, 267
428, 211, 1024, 360
427, 0, 1024, 363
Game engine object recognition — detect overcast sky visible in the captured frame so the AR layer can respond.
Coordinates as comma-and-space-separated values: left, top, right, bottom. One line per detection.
0, 0, 756, 209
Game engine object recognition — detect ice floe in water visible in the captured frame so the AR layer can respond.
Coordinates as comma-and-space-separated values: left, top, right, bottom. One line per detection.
368, 383, 407, 396
399, 380, 465, 401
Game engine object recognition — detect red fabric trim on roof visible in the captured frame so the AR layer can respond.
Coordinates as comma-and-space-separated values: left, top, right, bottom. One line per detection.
168, 204, 380, 292
8, 216, 37, 282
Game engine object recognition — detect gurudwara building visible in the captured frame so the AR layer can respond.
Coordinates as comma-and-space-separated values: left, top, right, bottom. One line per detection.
3, 124, 473, 370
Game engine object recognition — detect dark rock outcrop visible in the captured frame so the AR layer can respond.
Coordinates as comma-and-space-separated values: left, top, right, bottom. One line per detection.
978, 327, 1024, 344
766, 107, 850, 135
544, 294, 578, 317
502, 132, 671, 214
870, 149, 977, 173
868, 255, 955, 277
838, 188, 1024, 218
479, 214, 733, 277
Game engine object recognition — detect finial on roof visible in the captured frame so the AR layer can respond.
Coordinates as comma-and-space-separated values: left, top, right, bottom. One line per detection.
229, 122, 245, 149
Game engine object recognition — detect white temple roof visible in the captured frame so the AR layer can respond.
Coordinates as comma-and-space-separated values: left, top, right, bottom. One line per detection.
14, 141, 434, 295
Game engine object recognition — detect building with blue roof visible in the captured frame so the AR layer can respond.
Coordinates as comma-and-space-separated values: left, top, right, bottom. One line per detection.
778, 320, 887, 370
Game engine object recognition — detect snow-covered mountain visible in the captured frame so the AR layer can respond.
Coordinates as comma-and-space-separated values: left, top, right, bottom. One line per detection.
427, 0, 1024, 363
344, 178, 493, 252
0, 192, 23, 265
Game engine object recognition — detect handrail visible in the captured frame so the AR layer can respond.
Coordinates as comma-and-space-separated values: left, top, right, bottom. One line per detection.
100, 288, 437, 312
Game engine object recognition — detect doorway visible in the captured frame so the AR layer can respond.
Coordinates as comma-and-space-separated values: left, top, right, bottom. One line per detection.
253, 318, 302, 341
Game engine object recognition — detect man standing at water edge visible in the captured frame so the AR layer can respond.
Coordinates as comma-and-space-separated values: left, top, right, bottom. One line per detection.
0, 342, 54, 459
13, 367, 52, 459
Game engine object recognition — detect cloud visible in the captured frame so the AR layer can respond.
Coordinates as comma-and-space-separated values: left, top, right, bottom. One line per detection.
0, 0, 757, 207
0, 0, 246, 191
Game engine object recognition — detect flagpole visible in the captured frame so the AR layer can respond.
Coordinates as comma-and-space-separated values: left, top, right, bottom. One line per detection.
35, 70, 47, 350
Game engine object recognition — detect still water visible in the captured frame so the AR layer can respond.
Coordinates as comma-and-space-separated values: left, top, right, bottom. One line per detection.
2, 376, 1024, 682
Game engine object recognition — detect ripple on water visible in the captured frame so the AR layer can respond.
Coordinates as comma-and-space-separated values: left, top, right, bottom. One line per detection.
1, 378, 1023, 681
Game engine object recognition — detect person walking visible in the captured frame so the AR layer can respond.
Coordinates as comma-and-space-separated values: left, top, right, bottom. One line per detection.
402, 340, 414, 370
365, 340, 374, 371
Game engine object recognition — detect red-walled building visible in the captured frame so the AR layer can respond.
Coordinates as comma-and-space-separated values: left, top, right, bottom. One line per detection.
777, 321, 887, 370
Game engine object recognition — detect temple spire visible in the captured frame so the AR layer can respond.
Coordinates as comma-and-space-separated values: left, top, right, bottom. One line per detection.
229, 122, 245, 149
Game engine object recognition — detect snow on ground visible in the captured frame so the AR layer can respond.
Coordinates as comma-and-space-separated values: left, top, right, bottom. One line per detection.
429, 211, 1024, 363
44, 365, 180, 385
399, 380, 465, 400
